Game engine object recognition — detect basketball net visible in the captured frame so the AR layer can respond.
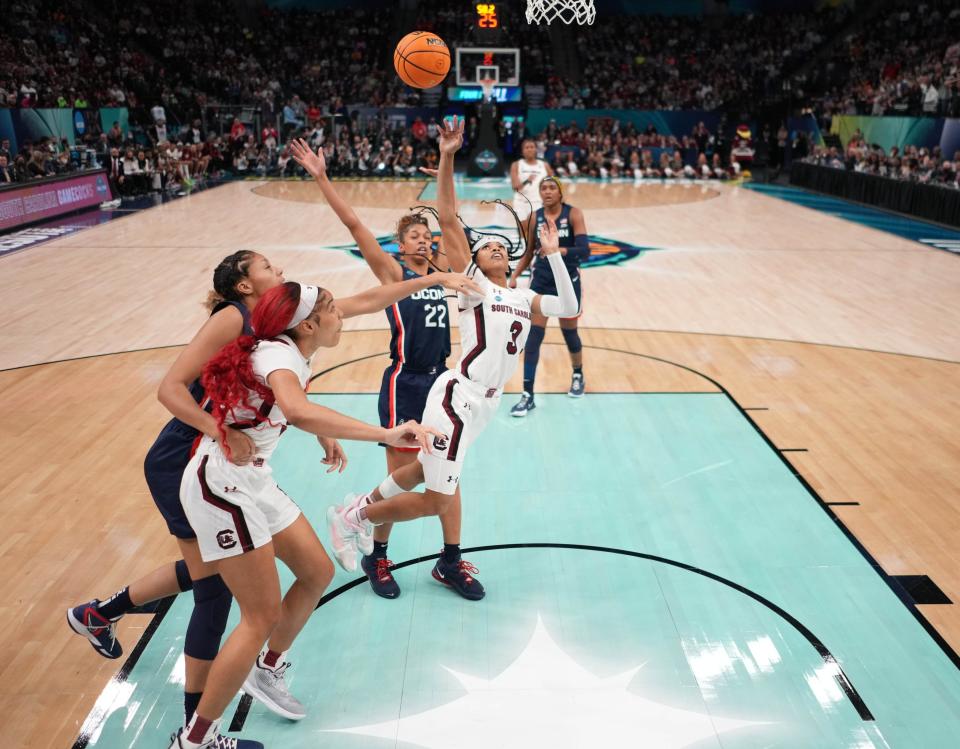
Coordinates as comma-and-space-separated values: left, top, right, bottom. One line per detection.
526, 0, 596, 25
479, 78, 496, 104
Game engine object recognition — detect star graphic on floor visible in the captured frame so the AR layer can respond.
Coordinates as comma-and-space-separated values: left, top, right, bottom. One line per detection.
329, 616, 767, 748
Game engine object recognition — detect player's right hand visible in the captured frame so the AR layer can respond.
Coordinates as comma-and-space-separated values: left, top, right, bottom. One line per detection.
222, 428, 256, 465
383, 421, 446, 453
507, 277, 518, 289
289, 138, 326, 179
434, 272, 484, 296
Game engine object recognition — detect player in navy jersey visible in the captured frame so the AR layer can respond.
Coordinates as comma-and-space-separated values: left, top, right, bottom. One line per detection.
509, 176, 590, 416
327, 117, 579, 599
68, 250, 476, 748
291, 138, 462, 599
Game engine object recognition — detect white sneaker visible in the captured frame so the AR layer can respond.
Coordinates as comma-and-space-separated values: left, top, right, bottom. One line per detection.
326, 505, 360, 572
242, 655, 306, 721
343, 493, 375, 555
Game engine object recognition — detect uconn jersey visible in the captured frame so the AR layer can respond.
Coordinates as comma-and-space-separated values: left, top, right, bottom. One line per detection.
379, 265, 452, 441
418, 270, 537, 493
531, 203, 586, 311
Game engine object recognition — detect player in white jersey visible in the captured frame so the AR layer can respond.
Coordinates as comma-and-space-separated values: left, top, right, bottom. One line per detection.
327, 116, 578, 600
169, 278, 475, 749
511, 138, 553, 222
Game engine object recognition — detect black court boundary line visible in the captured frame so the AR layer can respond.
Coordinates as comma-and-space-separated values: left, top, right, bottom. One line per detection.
71, 595, 176, 749
73, 342, 960, 744
229, 542, 874, 726
7, 326, 960, 374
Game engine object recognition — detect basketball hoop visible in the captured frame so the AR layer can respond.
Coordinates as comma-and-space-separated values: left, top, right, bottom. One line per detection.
526, 0, 596, 25
479, 77, 496, 103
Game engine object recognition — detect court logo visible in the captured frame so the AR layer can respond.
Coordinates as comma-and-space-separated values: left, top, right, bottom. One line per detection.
216, 530, 237, 549
347, 229, 657, 270
474, 150, 499, 173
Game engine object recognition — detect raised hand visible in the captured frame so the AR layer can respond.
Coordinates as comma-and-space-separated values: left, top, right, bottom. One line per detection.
438, 116, 464, 155
289, 137, 326, 179
433, 272, 484, 296
538, 218, 561, 256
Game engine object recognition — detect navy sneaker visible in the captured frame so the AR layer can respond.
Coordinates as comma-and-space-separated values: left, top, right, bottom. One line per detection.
432, 556, 485, 600
169, 727, 264, 749
361, 555, 401, 599
568, 372, 585, 398
510, 392, 535, 417
66, 599, 122, 659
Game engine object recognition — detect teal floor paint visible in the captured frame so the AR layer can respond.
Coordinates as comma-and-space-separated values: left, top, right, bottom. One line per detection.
82, 394, 960, 748
746, 183, 960, 252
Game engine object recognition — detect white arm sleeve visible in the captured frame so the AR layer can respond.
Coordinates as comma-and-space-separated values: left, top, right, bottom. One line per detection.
537, 253, 578, 317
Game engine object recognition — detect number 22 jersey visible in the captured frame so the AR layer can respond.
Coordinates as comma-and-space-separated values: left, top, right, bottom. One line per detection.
387, 264, 451, 370
457, 270, 537, 392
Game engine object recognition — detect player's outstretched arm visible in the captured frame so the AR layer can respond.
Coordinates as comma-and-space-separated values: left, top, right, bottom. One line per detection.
290, 138, 401, 284
337, 272, 482, 318
269, 369, 443, 452
436, 116, 471, 273
531, 219, 579, 318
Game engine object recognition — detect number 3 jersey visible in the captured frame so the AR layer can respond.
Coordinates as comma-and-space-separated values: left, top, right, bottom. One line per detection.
457, 269, 537, 392
387, 265, 452, 371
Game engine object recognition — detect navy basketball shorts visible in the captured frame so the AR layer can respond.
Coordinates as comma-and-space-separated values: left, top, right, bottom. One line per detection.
144, 420, 198, 539
530, 272, 583, 318
378, 363, 445, 451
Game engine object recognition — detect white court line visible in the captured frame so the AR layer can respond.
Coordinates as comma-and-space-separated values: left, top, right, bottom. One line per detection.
662, 460, 733, 488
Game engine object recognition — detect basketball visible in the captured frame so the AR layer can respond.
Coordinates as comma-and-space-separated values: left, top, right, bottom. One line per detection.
393, 31, 451, 89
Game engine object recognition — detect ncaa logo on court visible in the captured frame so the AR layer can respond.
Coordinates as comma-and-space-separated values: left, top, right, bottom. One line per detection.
475, 150, 499, 173
346, 229, 658, 270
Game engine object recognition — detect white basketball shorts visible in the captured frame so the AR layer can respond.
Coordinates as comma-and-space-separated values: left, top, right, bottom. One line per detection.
418, 370, 500, 495
181, 448, 301, 562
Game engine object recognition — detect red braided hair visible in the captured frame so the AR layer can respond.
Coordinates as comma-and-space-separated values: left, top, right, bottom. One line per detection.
201, 282, 302, 458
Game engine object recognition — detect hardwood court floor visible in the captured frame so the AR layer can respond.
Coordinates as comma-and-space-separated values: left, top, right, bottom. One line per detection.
0, 179, 957, 748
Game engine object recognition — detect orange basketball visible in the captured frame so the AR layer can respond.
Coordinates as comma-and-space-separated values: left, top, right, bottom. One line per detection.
394, 31, 451, 89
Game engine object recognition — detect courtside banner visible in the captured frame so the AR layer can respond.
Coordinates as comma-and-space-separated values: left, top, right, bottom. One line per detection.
0, 171, 111, 232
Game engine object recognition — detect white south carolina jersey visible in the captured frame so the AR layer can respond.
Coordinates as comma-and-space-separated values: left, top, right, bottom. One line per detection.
196, 335, 312, 461
456, 270, 537, 392
514, 158, 549, 214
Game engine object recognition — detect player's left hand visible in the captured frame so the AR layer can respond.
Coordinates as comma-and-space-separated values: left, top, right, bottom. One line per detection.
434, 272, 484, 296
538, 217, 561, 256
318, 436, 347, 473
438, 116, 464, 155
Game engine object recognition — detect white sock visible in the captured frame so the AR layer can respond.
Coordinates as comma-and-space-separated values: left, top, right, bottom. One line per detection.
378, 474, 404, 500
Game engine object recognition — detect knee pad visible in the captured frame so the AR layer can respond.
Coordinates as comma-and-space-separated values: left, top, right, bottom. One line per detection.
523, 325, 547, 378
561, 326, 582, 354
174, 559, 193, 593
184, 574, 232, 661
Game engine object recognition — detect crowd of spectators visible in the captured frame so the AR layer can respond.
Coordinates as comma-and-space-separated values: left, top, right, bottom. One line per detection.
555, 8, 844, 110
803, 129, 959, 190
805, 1, 960, 121
530, 118, 748, 180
